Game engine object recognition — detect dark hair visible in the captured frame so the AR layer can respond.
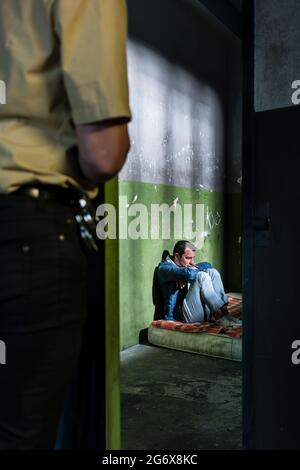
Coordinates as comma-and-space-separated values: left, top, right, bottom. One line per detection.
173, 240, 196, 256
161, 241, 196, 261
161, 250, 170, 261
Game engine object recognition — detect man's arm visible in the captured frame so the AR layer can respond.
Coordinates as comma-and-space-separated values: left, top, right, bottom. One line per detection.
55, 0, 132, 183
157, 263, 199, 283
76, 119, 130, 183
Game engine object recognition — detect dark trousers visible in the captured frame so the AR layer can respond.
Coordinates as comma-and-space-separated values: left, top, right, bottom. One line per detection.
0, 192, 88, 449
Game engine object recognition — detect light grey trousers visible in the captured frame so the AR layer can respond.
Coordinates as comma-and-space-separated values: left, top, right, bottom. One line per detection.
182, 268, 228, 323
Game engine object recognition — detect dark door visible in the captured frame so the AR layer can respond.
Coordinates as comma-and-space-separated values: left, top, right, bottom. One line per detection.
243, 0, 300, 449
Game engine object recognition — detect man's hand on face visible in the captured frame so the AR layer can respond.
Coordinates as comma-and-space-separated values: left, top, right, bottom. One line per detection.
189, 263, 198, 270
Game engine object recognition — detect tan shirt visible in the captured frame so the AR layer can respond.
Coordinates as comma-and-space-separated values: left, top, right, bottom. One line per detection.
0, 0, 131, 197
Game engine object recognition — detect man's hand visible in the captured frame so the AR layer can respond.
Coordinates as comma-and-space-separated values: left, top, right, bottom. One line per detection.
189, 263, 198, 270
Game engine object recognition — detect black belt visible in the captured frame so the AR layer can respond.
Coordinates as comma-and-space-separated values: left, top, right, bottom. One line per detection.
11, 185, 100, 253
12, 184, 79, 206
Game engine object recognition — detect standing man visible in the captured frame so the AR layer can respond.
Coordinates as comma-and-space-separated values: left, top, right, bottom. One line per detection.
0, 0, 131, 449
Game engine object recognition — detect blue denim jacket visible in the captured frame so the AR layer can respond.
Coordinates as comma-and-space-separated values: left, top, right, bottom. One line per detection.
156, 257, 212, 320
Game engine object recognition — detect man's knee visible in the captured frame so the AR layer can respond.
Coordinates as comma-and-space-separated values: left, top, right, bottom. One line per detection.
207, 268, 220, 278
196, 271, 209, 283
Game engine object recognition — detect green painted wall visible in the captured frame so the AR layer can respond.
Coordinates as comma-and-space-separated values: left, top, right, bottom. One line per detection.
119, 179, 228, 349
105, 179, 121, 450
225, 192, 242, 293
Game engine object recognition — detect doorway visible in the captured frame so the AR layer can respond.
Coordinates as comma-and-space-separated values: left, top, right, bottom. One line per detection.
119, 0, 243, 450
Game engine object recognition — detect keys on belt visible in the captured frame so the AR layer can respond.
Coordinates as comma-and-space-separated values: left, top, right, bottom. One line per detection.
75, 196, 99, 253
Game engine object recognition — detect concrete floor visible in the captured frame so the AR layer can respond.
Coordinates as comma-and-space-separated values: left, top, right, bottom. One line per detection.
121, 343, 242, 450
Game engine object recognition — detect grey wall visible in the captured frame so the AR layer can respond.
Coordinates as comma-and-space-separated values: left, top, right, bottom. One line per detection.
255, 0, 300, 112
227, 34, 243, 192
124, 0, 242, 193
122, 40, 225, 191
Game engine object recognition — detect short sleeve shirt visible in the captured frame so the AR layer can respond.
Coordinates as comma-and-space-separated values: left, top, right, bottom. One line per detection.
0, 0, 131, 197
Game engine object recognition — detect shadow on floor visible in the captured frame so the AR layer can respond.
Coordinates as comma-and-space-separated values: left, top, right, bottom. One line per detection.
121, 343, 242, 450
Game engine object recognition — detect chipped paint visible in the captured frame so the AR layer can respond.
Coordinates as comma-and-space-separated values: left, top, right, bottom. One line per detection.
206, 209, 222, 230
170, 197, 179, 209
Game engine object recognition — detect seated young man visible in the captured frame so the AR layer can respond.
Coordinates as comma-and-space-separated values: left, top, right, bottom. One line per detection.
157, 240, 241, 325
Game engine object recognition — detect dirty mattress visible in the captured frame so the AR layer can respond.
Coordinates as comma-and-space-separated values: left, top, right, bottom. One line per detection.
148, 295, 242, 362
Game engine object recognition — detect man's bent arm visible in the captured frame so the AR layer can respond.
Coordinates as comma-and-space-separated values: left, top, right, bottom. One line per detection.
157, 263, 199, 283
76, 119, 130, 184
